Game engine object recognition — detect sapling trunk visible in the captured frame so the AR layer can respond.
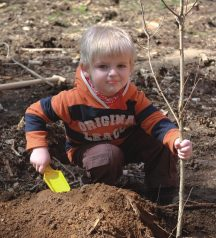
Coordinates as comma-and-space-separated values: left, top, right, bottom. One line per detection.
176, 1, 185, 237
139, 0, 198, 237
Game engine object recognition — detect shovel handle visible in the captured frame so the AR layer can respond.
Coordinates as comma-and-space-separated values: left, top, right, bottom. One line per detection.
44, 165, 53, 173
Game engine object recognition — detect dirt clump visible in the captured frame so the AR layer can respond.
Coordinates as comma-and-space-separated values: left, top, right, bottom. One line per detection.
0, 184, 169, 238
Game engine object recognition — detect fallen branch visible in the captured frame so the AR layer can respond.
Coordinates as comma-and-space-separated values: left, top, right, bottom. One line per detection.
11, 139, 22, 157
87, 216, 102, 235
0, 3, 7, 8
125, 195, 141, 217
17, 116, 25, 130
11, 57, 54, 87
120, 190, 171, 238
20, 48, 68, 53
0, 75, 66, 90
161, 202, 216, 210
0, 42, 57, 87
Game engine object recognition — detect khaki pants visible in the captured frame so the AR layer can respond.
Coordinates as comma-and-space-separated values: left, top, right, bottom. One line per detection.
73, 127, 178, 189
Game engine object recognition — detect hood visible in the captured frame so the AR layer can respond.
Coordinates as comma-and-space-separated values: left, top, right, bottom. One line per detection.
74, 66, 90, 93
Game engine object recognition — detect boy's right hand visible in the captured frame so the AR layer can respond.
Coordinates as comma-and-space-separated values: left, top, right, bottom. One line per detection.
30, 147, 51, 174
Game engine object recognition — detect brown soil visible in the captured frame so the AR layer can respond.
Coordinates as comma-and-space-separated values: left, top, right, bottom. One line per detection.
0, 0, 216, 237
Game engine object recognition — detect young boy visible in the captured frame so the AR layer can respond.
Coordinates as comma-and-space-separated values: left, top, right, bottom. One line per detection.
25, 25, 192, 201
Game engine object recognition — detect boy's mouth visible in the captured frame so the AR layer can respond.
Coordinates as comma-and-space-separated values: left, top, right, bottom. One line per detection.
107, 80, 119, 84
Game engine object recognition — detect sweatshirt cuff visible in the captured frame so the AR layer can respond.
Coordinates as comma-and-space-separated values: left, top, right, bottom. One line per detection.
26, 131, 48, 151
163, 128, 180, 154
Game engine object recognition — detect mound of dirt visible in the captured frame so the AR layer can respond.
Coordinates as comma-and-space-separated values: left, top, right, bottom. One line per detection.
0, 184, 170, 238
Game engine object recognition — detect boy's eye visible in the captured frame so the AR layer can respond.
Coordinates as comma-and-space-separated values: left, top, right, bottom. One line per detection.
98, 65, 108, 69
118, 64, 127, 68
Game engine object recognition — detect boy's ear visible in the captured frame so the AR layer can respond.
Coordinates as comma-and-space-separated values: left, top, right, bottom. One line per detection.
80, 64, 90, 78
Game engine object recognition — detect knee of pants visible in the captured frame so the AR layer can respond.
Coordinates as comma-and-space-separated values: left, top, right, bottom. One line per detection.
82, 143, 124, 184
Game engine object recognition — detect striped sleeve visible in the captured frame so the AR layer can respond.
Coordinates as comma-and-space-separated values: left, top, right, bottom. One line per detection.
25, 96, 60, 150
134, 90, 180, 152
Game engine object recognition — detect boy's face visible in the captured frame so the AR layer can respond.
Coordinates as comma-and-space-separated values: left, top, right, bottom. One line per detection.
83, 54, 132, 97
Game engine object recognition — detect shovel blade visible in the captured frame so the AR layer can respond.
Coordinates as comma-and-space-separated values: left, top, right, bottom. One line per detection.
43, 166, 70, 193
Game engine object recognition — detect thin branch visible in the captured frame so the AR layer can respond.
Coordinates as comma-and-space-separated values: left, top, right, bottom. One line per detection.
139, 1, 179, 126
160, 0, 179, 17
183, 77, 201, 113
150, 16, 165, 39
29, 179, 44, 191
185, 0, 189, 13
11, 58, 54, 87
139, 0, 150, 37
182, 59, 201, 113
162, 82, 176, 94
185, 0, 199, 16
148, 44, 180, 126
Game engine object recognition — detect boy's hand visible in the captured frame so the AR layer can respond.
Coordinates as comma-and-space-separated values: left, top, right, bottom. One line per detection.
174, 138, 192, 160
30, 147, 51, 174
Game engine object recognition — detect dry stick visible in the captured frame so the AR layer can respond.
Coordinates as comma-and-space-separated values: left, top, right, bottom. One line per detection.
0, 42, 54, 87
20, 48, 67, 53
87, 217, 101, 235
125, 195, 141, 217
11, 139, 22, 157
11, 58, 54, 87
17, 116, 25, 130
0, 75, 66, 90
166, 202, 216, 209
119, 189, 170, 238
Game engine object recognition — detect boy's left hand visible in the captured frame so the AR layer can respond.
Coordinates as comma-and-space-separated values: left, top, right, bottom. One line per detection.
174, 138, 192, 160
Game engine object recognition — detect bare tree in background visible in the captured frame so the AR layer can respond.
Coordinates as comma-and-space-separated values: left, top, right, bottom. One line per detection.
139, 0, 198, 237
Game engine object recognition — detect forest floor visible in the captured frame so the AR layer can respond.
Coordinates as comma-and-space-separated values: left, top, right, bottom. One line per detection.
0, 0, 216, 237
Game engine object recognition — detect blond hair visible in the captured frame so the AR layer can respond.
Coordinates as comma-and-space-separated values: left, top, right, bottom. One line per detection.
79, 25, 136, 67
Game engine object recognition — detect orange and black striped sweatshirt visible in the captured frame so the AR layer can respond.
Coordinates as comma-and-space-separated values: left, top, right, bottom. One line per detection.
25, 67, 180, 162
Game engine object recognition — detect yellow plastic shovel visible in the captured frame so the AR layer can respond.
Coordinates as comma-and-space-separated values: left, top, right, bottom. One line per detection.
43, 165, 70, 193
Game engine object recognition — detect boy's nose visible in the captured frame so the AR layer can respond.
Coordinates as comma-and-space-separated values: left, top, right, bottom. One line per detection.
108, 67, 117, 76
